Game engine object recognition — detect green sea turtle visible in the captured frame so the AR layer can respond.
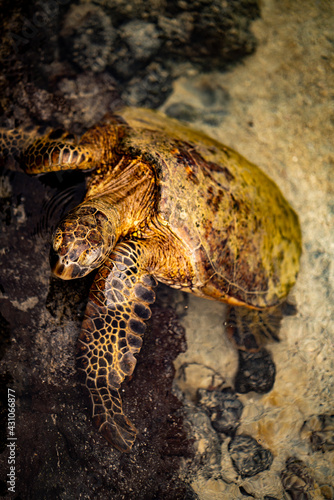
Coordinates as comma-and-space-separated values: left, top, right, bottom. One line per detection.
0, 107, 301, 452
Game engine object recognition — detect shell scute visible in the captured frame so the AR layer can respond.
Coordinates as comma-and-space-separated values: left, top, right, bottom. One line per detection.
116, 107, 302, 308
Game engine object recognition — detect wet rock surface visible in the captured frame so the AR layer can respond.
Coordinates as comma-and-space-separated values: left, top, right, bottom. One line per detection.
197, 387, 244, 436
280, 457, 319, 500
0, 172, 195, 497
164, 0, 334, 497
0, 1, 261, 495
300, 414, 334, 453
228, 434, 273, 478
0, 0, 333, 498
0, 0, 259, 123
234, 348, 276, 394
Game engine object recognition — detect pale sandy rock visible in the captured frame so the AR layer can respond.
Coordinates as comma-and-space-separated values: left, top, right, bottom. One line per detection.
164, 0, 334, 497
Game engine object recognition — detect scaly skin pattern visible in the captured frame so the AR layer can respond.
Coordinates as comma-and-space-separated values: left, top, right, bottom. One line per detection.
0, 108, 302, 451
0, 125, 111, 172
51, 200, 118, 280
77, 241, 157, 452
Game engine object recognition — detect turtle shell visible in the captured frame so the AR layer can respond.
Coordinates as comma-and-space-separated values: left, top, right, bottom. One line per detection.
112, 108, 302, 309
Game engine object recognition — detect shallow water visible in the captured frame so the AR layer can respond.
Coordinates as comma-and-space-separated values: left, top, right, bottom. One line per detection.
164, 1, 334, 496
0, 1, 333, 499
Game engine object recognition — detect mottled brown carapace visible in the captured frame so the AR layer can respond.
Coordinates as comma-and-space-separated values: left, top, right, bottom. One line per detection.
0, 107, 301, 452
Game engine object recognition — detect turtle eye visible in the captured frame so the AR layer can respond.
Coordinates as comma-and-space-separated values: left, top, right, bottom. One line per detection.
50, 205, 115, 280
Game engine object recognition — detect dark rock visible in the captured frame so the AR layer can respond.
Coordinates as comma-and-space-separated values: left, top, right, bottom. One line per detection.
123, 62, 173, 108
60, 4, 117, 73
197, 387, 243, 435
0, 313, 11, 362
239, 485, 256, 496
165, 103, 199, 123
300, 414, 334, 452
0, 169, 195, 499
181, 402, 222, 479
159, 0, 260, 67
185, 0, 259, 66
0, 73, 122, 133
158, 12, 194, 46
280, 457, 316, 500
234, 348, 276, 394
228, 434, 273, 478
120, 20, 161, 61
97, 0, 167, 23
0, 0, 260, 115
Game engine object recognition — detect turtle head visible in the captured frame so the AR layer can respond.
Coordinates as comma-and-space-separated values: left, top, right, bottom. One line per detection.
50, 204, 117, 279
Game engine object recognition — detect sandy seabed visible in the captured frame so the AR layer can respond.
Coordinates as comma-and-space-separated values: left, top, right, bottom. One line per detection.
162, 0, 334, 497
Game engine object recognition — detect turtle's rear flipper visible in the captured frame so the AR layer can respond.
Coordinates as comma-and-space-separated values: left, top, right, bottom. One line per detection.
76, 241, 157, 452
226, 301, 296, 352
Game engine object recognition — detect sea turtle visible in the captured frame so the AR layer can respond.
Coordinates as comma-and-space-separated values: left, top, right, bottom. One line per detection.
0, 107, 302, 452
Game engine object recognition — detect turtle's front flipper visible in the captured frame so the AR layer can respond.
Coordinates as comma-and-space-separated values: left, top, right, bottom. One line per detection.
21, 131, 101, 174
226, 303, 295, 352
0, 127, 40, 160
0, 127, 102, 174
77, 240, 157, 452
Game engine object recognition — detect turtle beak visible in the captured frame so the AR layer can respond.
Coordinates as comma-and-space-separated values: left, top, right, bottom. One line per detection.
50, 203, 116, 280
50, 247, 84, 279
